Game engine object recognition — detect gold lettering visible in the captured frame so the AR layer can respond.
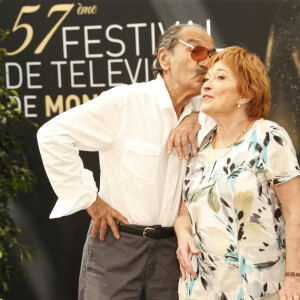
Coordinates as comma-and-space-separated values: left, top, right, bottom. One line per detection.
77, 3, 97, 15
91, 5, 97, 14
65, 94, 80, 110
45, 94, 100, 116
45, 95, 63, 116
7, 5, 41, 56
35, 4, 74, 54
77, 2, 83, 15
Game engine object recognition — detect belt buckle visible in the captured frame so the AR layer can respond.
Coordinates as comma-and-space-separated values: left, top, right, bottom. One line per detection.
142, 227, 156, 239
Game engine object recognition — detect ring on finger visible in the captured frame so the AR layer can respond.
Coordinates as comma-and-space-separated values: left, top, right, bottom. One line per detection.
293, 296, 299, 300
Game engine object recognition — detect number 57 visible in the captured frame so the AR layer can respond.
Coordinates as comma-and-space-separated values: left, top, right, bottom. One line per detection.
7, 4, 74, 56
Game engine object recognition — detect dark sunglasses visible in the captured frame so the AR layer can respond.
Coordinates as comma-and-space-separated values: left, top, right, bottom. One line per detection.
175, 38, 215, 62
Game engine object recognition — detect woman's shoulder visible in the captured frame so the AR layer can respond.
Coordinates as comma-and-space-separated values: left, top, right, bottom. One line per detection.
251, 119, 294, 149
253, 119, 289, 137
253, 119, 281, 132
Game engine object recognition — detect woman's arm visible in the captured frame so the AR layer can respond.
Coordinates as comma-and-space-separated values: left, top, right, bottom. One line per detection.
274, 176, 300, 299
174, 198, 200, 280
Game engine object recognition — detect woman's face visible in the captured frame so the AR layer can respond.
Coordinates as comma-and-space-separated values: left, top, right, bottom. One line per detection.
200, 60, 242, 118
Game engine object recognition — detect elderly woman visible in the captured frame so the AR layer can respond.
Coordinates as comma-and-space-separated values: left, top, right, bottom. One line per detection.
175, 46, 300, 300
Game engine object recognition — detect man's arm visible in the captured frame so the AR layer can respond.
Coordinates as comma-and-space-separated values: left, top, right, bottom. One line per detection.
167, 112, 200, 160
37, 89, 128, 240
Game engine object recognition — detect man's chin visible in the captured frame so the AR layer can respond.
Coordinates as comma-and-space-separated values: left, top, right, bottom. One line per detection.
190, 87, 202, 98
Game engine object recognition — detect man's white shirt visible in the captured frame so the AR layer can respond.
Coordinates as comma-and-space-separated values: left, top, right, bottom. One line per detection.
37, 75, 199, 226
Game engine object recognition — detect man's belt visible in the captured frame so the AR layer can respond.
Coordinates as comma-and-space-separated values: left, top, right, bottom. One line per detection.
118, 223, 175, 239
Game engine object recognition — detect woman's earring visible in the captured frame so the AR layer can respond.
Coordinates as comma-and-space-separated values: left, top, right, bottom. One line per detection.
237, 104, 241, 108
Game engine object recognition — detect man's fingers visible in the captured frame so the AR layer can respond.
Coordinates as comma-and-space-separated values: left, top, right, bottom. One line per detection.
167, 112, 200, 157
107, 217, 120, 240
91, 221, 100, 237
113, 210, 129, 225
181, 135, 190, 160
174, 135, 183, 160
99, 219, 107, 241
189, 134, 197, 155
167, 131, 175, 155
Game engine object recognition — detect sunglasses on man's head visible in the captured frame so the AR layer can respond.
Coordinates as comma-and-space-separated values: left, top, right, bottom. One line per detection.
175, 38, 215, 62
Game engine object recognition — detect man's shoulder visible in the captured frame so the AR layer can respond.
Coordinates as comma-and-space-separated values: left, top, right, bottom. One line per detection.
126, 79, 157, 95
104, 79, 157, 103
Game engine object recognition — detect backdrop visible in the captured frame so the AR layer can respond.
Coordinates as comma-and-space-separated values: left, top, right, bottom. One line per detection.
0, 0, 299, 299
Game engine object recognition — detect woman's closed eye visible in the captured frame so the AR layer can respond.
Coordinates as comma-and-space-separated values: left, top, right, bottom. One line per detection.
203, 75, 225, 83
216, 74, 225, 80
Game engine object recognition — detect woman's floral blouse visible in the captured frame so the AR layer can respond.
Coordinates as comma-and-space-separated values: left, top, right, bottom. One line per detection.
178, 119, 300, 300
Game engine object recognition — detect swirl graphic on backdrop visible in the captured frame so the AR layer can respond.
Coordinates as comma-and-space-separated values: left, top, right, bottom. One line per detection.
266, 0, 300, 159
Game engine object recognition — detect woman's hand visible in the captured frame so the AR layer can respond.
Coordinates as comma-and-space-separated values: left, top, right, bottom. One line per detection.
278, 276, 300, 299
176, 231, 200, 280
174, 198, 200, 280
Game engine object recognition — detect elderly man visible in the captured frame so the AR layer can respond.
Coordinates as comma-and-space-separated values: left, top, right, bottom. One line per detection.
37, 23, 215, 300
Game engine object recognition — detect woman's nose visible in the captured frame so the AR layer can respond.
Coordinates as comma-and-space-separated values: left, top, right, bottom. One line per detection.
202, 81, 211, 90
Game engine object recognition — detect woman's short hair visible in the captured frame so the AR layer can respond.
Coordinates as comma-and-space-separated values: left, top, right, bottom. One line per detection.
207, 46, 271, 120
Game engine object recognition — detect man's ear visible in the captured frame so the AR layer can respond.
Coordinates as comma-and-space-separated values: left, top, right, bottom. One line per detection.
157, 47, 170, 72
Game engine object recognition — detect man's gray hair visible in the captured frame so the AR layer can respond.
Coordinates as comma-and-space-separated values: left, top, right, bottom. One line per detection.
152, 23, 204, 78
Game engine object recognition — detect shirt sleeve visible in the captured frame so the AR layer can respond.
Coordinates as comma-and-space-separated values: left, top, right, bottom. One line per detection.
190, 96, 201, 112
197, 112, 216, 148
37, 87, 124, 218
262, 124, 300, 185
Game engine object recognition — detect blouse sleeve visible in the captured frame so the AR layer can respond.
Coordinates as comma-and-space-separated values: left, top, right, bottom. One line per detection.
262, 123, 300, 185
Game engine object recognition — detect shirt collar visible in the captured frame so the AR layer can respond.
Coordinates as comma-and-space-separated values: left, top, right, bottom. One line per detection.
155, 74, 174, 109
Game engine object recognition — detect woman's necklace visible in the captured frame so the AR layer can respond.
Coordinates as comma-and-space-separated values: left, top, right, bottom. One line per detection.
211, 121, 252, 159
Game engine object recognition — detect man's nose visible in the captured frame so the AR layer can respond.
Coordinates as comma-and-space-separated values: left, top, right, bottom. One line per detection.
198, 56, 210, 67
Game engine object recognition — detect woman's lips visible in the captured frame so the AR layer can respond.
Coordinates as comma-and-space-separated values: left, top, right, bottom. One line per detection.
202, 95, 213, 101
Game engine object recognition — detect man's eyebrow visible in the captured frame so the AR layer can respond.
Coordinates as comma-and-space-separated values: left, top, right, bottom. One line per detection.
186, 38, 201, 46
